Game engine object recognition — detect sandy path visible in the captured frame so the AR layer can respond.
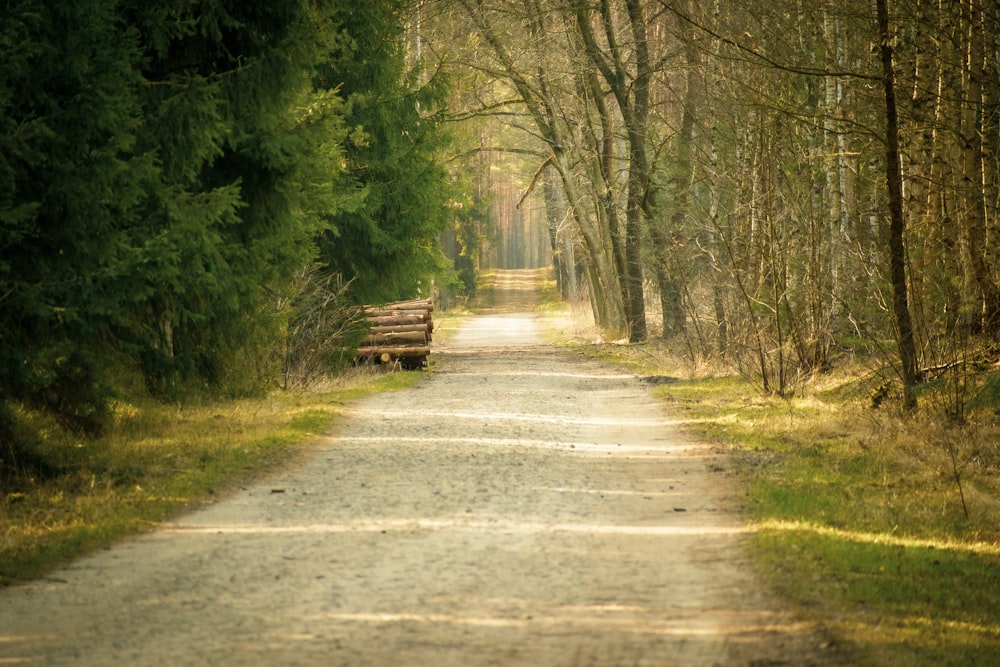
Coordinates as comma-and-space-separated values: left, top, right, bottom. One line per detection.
0, 270, 836, 666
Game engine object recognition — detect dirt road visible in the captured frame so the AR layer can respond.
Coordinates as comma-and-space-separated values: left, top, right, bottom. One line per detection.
0, 270, 836, 666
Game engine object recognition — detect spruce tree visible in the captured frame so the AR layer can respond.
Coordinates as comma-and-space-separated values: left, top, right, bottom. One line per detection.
0, 1, 361, 465
316, 0, 455, 305
0, 0, 148, 437
122, 0, 356, 396
0, 0, 455, 473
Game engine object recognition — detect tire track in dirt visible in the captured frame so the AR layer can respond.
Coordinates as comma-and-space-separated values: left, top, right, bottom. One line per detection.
0, 269, 839, 666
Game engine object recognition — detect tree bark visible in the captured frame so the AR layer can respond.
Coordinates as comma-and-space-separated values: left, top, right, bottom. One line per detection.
877, 0, 919, 410
959, 0, 1000, 334
572, 0, 649, 342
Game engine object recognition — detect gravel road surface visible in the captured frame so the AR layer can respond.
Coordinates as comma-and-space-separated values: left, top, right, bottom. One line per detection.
0, 270, 838, 666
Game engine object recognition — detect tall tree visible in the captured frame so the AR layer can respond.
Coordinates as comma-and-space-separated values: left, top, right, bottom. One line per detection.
315, 0, 455, 306
877, 0, 919, 409
0, 0, 149, 435
571, 0, 651, 341
122, 1, 363, 396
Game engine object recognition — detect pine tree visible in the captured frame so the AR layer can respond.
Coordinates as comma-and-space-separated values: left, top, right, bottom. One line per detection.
121, 0, 356, 396
0, 0, 148, 438
315, 0, 455, 305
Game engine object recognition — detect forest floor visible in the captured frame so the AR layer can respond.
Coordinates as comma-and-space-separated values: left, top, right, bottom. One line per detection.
0, 269, 844, 666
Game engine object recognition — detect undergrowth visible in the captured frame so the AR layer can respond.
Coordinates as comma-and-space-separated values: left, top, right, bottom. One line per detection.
576, 333, 1000, 667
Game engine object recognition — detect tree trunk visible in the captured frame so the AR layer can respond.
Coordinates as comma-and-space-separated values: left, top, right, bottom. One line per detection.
960, 0, 1000, 334
553, 151, 626, 332
650, 0, 696, 338
572, 0, 649, 342
581, 69, 630, 317
542, 165, 567, 298
623, 0, 650, 342
877, 0, 919, 410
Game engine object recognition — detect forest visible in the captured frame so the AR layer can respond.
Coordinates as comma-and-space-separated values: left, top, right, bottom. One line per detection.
432, 0, 1000, 415
0, 0, 468, 471
5, 3, 1000, 662
3, 0, 1000, 466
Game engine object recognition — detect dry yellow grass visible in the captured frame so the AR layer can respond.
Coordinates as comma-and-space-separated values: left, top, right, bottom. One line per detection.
1, 367, 421, 585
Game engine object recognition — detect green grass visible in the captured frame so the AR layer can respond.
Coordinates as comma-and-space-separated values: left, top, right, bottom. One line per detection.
0, 368, 422, 586
578, 336, 1000, 666
754, 528, 1000, 666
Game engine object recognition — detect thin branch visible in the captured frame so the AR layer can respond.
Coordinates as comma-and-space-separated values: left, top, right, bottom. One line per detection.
654, 0, 881, 82
517, 156, 555, 209
449, 146, 549, 161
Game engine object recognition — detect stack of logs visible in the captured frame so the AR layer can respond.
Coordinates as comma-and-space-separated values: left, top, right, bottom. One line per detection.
357, 298, 433, 369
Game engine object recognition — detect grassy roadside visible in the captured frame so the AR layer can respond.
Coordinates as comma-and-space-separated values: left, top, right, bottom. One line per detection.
564, 330, 1000, 666
0, 367, 425, 587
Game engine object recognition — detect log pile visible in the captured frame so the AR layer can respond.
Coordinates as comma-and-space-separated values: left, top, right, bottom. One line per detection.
357, 298, 433, 369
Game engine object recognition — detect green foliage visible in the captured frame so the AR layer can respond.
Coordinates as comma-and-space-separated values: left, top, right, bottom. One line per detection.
755, 531, 1000, 666
452, 194, 489, 297
652, 369, 1000, 665
122, 0, 353, 398
315, 0, 456, 304
0, 0, 456, 475
0, 0, 146, 437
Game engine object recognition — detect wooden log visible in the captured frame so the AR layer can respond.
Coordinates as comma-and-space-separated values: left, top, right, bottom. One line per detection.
357, 345, 431, 358
366, 313, 426, 327
357, 298, 433, 369
363, 330, 427, 345
369, 323, 429, 335
367, 322, 431, 342
364, 304, 428, 314
364, 298, 433, 313
366, 313, 433, 336
365, 308, 430, 321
